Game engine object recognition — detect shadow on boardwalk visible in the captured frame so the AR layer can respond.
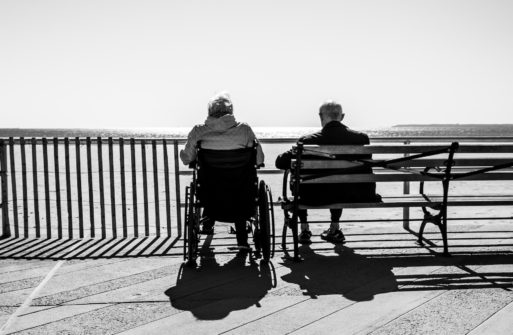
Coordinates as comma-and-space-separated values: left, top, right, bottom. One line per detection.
281, 245, 398, 301
165, 250, 276, 320
280, 244, 513, 303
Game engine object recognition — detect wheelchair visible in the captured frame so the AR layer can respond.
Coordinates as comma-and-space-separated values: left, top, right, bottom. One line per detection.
183, 144, 275, 266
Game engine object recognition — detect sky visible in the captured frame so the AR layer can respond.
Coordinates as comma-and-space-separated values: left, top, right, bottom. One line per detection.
1, 0, 513, 129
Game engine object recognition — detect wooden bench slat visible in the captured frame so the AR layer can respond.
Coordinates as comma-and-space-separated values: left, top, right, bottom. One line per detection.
300, 173, 444, 183
291, 194, 513, 209
302, 144, 455, 154
454, 144, 513, 153
302, 144, 513, 154
297, 158, 513, 169
299, 170, 513, 183
451, 172, 513, 181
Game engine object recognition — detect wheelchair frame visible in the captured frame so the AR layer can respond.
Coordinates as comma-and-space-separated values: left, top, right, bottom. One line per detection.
183, 145, 275, 266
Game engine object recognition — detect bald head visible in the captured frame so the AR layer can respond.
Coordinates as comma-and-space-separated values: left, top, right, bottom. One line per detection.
319, 100, 344, 126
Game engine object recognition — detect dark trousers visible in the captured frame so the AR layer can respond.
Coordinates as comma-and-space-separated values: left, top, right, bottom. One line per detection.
234, 220, 248, 246
202, 209, 248, 246
298, 209, 343, 223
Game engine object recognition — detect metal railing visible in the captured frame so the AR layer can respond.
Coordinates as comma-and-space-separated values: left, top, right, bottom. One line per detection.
2, 135, 513, 241
0, 137, 181, 240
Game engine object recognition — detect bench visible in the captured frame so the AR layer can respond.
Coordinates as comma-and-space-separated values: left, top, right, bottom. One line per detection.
280, 141, 513, 261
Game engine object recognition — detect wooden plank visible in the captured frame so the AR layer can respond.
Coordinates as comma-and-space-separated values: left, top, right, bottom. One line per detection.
75, 137, 84, 238
301, 144, 513, 154
20, 137, 29, 237
300, 173, 442, 184
452, 158, 513, 167
297, 198, 442, 209
31, 138, 40, 238
108, 137, 117, 238
64, 138, 73, 239
42, 138, 51, 238
130, 138, 138, 237
455, 144, 513, 153
292, 194, 513, 210
141, 140, 149, 236
451, 172, 513, 181
296, 158, 513, 170
295, 160, 365, 170
301, 144, 456, 155
97, 137, 106, 239
163, 139, 171, 236
53, 137, 62, 239
468, 300, 513, 335
152, 140, 160, 237
86, 137, 95, 238
119, 138, 127, 238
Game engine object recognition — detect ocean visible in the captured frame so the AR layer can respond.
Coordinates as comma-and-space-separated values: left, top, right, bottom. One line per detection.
1, 124, 513, 139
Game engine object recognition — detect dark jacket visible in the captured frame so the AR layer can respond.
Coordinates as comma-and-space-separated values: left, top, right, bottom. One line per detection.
275, 121, 379, 205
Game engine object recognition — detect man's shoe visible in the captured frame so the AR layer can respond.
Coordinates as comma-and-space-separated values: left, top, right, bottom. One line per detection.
200, 217, 215, 235
299, 230, 312, 245
320, 229, 345, 244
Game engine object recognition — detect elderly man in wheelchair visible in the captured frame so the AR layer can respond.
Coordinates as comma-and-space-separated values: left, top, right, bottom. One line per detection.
180, 92, 274, 265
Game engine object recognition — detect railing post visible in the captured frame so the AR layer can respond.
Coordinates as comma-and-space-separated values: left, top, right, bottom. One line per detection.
163, 139, 172, 237
54, 137, 63, 239
9, 138, 19, 238
402, 140, 411, 230
32, 138, 40, 238
1, 140, 10, 238
174, 141, 182, 236
152, 140, 160, 237
20, 137, 28, 237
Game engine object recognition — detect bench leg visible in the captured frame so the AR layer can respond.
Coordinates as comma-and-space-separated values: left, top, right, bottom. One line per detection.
419, 209, 450, 256
402, 207, 410, 230
418, 208, 437, 245
440, 210, 450, 256
418, 217, 428, 245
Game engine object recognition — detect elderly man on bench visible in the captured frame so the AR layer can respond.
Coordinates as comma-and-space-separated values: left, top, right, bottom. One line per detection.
275, 100, 380, 245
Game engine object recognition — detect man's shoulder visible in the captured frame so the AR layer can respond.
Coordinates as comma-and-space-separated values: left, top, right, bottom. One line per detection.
345, 127, 370, 140
299, 130, 323, 143
236, 122, 253, 130
188, 123, 208, 136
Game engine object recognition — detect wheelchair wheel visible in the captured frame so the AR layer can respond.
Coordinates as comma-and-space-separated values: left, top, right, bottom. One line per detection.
184, 183, 200, 265
258, 180, 274, 261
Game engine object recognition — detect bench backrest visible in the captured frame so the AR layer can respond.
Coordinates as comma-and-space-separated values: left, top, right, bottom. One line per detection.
291, 143, 459, 184
448, 144, 513, 181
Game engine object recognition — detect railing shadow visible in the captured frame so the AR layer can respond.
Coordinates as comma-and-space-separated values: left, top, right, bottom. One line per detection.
0, 236, 182, 259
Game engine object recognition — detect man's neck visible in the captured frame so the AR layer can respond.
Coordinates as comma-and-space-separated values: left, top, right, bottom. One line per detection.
322, 120, 342, 128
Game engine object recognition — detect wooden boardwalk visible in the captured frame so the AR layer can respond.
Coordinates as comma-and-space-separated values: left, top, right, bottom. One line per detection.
1, 218, 513, 335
